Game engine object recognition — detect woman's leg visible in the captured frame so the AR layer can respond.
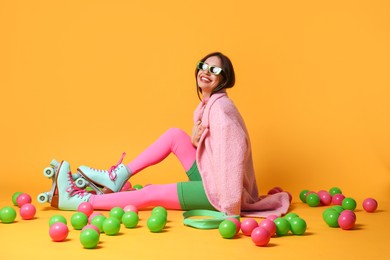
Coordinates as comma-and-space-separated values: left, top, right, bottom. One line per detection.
127, 128, 196, 174
89, 183, 182, 210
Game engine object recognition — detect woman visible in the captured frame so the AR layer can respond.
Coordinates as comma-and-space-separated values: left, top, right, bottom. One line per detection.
47, 52, 290, 217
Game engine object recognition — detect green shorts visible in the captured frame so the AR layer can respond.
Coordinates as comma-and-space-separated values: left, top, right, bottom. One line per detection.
177, 162, 216, 211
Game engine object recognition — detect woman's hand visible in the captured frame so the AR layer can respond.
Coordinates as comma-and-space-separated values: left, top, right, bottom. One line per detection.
191, 121, 205, 147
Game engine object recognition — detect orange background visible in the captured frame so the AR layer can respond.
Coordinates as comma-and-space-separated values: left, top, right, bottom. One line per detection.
0, 1, 389, 259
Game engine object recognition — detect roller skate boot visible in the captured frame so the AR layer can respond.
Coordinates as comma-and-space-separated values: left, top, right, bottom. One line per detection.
50, 160, 92, 210
76, 153, 132, 194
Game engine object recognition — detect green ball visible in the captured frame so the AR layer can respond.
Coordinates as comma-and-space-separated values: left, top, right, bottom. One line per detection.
0, 206, 17, 223
71, 212, 88, 230
306, 193, 320, 207
329, 187, 342, 196
109, 207, 125, 222
274, 217, 290, 236
80, 228, 100, 249
322, 208, 340, 227
133, 184, 143, 190
91, 215, 107, 233
289, 217, 307, 235
152, 206, 167, 217
218, 220, 237, 239
12, 192, 23, 206
332, 205, 344, 214
102, 217, 121, 236
122, 211, 139, 228
299, 190, 309, 203
147, 214, 166, 233
49, 214, 68, 227
342, 197, 357, 211
284, 212, 299, 222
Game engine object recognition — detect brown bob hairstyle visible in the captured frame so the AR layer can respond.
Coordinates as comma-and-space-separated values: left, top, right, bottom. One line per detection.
195, 52, 236, 100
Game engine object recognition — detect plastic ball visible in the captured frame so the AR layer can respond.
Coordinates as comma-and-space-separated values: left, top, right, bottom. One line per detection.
16, 193, 32, 207
102, 217, 121, 235
340, 210, 356, 221
132, 184, 143, 190
329, 187, 342, 196
306, 193, 320, 207
147, 214, 166, 233
251, 227, 271, 247
317, 190, 332, 206
284, 212, 299, 222
289, 217, 307, 235
332, 205, 345, 214
123, 204, 138, 214
80, 228, 100, 249
266, 215, 278, 222
363, 198, 378, 213
152, 206, 168, 218
49, 222, 69, 242
91, 215, 107, 233
274, 217, 290, 236
240, 218, 258, 236
226, 217, 241, 235
82, 224, 100, 235
71, 212, 88, 230
109, 207, 125, 222
88, 212, 103, 223
78, 202, 94, 217
122, 211, 139, 228
49, 214, 67, 227
0, 206, 17, 223
332, 193, 345, 205
20, 203, 36, 220
342, 197, 357, 211
322, 208, 340, 227
218, 220, 237, 239
12, 192, 23, 206
299, 189, 309, 203
338, 212, 356, 230
259, 219, 277, 236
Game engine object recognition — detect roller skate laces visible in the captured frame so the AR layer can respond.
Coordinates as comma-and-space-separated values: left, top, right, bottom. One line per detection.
87, 152, 126, 181
66, 172, 89, 199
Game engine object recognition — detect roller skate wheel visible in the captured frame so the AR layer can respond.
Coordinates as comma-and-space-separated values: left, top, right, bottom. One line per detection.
37, 192, 49, 204
75, 178, 87, 188
43, 167, 55, 178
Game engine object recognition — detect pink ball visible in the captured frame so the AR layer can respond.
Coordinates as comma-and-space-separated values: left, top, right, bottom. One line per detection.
16, 193, 32, 207
266, 215, 278, 222
338, 213, 356, 230
49, 222, 69, 242
82, 224, 100, 235
123, 205, 138, 214
121, 181, 132, 191
363, 198, 378, 213
226, 217, 241, 235
251, 227, 271, 247
20, 203, 36, 220
259, 219, 277, 236
78, 202, 94, 217
340, 210, 356, 221
332, 194, 345, 205
88, 212, 103, 223
241, 218, 258, 236
318, 190, 332, 206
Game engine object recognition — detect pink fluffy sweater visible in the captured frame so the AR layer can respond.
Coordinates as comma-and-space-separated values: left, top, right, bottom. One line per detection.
194, 92, 290, 217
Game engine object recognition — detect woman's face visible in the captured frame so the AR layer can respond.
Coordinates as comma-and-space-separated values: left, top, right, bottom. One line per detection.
197, 56, 223, 98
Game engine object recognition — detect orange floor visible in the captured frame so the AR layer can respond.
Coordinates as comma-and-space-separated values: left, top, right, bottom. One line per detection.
1, 190, 389, 260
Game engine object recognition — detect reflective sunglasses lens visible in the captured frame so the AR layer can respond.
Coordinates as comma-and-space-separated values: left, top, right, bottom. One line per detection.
210, 66, 222, 75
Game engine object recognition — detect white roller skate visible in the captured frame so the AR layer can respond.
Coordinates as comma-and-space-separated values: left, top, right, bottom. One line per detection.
76, 153, 132, 194
50, 160, 91, 210
37, 159, 80, 204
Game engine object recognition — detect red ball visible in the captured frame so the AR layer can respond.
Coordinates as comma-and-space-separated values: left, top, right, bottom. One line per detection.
318, 190, 332, 206
251, 227, 271, 246
241, 218, 258, 236
49, 222, 69, 242
20, 203, 36, 220
226, 217, 241, 235
16, 193, 32, 207
338, 213, 356, 230
77, 202, 94, 217
332, 193, 345, 205
258, 219, 277, 236
362, 198, 378, 213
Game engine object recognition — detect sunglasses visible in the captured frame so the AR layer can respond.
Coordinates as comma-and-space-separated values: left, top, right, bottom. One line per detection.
197, 61, 223, 75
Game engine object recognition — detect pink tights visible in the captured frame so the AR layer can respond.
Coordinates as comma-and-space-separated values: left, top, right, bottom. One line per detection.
89, 128, 196, 210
